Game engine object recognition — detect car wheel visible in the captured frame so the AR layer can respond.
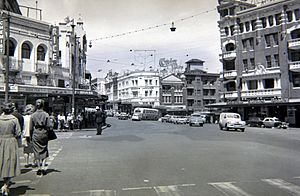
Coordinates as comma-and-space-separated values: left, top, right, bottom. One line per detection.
200, 123, 203, 127
219, 124, 223, 130
241, 128, 245, 132
225, 124, 229, 131
189, 123, 192, 127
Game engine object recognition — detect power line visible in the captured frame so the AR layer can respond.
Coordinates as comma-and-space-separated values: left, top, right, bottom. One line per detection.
90, 8, 217, 42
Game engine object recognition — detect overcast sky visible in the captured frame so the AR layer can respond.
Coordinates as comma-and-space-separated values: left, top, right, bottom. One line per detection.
18, 0, 221, 78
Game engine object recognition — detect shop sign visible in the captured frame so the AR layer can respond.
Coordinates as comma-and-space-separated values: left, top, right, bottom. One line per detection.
0, 14, 3, 55
18, 86, 48, 93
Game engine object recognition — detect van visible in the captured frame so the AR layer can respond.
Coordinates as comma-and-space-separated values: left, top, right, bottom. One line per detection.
219, 112, 246, 132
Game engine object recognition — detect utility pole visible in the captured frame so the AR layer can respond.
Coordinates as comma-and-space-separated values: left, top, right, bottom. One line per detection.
4, 13, 10, 103
71, 22, 76, 116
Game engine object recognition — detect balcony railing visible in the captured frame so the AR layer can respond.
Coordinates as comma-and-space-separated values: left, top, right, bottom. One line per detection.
288, 38, 300, 50
221, 51, 237, 61
289, 61, 300, 72
241, 88, 281, 98
36, 62, 49, 75
223, 91, 238, 99
223, 70, 237, 79
1, 57, 22, 72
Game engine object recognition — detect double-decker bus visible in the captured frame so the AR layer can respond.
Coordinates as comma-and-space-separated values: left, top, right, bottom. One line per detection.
132, 107, 159, 121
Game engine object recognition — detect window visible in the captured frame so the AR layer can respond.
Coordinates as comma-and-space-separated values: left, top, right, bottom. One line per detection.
245, 21, 250, 31
264, 79, 274, 89
58, 79, 65, 88
266, 56, 272, 68
274, 54, 279, 67
4, 40, 16, 56
239, 23, 244, 33
292, 73, 300, 87
226, 43, 235, 51
275, 13, 281, 25
145, 91, 148, 97
265, 35, 271, 47
242, 39, 247, 50
250, 58, 255, 70
145, 80, 148, 85
149, 80, 152, 85
230, 25, 234, 36
224, 27, 229, 36
249, 38, 254, 49
37, 45, 46, 61
295, 9, 300, 21
247, 80, 258, 90
243, 59, 248, 70
251, 20, 256, 31
261, 17, 267, 28
286, 10, 293, 22
155, 80, 158, 85
273, 33, 279, 45
22, 43, 31, 59
268, 15, 274, 26
229, 7, 235, 15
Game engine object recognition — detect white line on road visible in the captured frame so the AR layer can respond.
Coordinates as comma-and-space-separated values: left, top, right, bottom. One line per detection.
262, 179, 300, 195
122, 186, 153, 191
154, 185, 181, 196
208, 182, 252, 196
71, 190, 116, 196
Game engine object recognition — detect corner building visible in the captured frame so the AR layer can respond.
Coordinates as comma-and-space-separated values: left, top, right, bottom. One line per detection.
217, 0, 300, 127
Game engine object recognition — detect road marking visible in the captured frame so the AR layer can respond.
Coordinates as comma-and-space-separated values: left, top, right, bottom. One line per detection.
14, 180, 32, 184
154, 185, 181, 196
208, 182, 252, 196
71, 190, 116, 196
122, 186, 153, 191
262, 179, 300, 195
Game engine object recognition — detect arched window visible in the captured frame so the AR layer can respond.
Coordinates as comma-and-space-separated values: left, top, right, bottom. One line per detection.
22, 42, 31, 59
225, 43, 235, 51
37, 45, 46, 61
4, 40, 16, 56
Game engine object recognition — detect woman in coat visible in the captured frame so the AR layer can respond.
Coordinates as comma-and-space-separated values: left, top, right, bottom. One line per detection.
0, 102, 21, 195
31, 99, 50, 176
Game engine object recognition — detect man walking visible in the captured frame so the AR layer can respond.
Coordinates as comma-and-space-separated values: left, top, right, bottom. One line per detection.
95, 106, 105, 135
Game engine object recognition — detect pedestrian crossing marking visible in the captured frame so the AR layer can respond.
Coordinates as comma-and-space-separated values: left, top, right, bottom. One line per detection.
262, 179, 300, 195
154, 185, 181, 196
208, 182, 252, 196
71, 190, 117, 196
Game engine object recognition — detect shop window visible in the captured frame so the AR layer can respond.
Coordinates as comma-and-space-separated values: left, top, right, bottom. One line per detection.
21, 43, 31, 59
37, 45, 46, 61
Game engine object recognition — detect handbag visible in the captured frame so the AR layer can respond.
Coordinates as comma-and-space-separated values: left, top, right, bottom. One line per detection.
48, 129, 57, 141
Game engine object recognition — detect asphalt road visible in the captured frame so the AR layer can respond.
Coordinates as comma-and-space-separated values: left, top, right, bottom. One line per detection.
8, 118, 300, 196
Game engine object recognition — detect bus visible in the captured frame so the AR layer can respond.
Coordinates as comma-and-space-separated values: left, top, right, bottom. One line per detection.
132, 107, 160, 121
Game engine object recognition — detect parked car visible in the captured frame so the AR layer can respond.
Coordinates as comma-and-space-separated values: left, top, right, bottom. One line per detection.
219, 112, 246, 132
262, 117, 289, 129
131, 113, 141, 121
246, 117, 263, 127
174, 116, 188, 124
189, 113, 204, 127
118, 112, 129, 120
161, 114, 171, 123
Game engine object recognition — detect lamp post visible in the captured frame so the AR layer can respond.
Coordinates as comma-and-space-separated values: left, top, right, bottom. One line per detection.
71, 22, 76, 116
3, 13, 10, 103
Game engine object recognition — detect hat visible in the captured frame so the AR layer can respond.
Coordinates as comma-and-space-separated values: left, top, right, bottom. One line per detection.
96, 106, 100, 110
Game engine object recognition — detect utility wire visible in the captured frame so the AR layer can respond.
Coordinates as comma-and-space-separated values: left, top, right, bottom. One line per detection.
90, 8, 217, 42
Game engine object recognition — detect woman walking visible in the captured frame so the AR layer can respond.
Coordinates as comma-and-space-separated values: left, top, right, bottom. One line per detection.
22, 104, 36, 168
0, 102, 22, 195
31, 99, 50, 176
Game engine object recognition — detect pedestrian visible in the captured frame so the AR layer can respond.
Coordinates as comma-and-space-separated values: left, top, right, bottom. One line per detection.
0, 102, 22, 195
22, 104, 36, 168
67, 112, 74, 130
11, 102, 24, 147
31, 99, 50, 176
77, 112, 83, 130
57, 112, 65, 131
95, 106, 106, 135
49, 112, 56, 131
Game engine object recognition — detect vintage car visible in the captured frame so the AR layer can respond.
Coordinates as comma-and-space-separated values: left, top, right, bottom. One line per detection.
262, 117, 289, 129
219, 112, 246, 132
118, 112, 129, 120
246, 117, 264, 127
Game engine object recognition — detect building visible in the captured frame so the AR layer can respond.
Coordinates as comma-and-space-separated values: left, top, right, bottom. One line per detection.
0, 2, 99, 114
105, 70, 160, 112
217, 0, 300, 126
160, 74, 187, 114
184, 59, 220, 114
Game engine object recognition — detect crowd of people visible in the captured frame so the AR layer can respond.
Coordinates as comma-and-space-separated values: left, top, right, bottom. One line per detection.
0, 100, 108, 195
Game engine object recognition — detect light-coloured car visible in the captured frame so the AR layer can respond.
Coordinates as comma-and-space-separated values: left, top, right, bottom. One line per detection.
219, 112, 246, 132
262, 117, 288, 128
131, 113, 141, 121
118, 112, 129, 120
189, 113, 204, 127
175, 116, 188, 124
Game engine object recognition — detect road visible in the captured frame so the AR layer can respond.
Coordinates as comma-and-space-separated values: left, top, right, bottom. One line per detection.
8, 117, 300, 196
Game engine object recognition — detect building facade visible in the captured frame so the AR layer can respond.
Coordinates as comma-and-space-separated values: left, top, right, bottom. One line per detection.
217, 0, 300, 126
184, 59, 220, 114
0, 3, 99, 114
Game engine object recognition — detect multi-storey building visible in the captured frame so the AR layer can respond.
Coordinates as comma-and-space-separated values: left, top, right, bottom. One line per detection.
0, 2, 98, 114
105, 70, 160, 112
217, 0, 300, 126
160, 74, 186, 112
184, 59, 220, 114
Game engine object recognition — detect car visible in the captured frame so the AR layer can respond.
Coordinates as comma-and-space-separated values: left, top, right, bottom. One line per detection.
189, 113, 204, 127
262, 117, 289, 129
219, 112, 246, 132
174, 116, 188, 124
131, 113, 141, 121
246, 117, 264, 127
118, 112, 129, 120
161, 114, 171, 123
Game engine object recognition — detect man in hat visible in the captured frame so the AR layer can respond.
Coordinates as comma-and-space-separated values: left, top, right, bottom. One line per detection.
95, 106, 105, 135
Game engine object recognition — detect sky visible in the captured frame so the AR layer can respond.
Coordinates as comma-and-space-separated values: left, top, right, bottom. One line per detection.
18, 0, 222, 78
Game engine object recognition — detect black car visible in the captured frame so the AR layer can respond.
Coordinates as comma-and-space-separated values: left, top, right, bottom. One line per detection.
246, 117, 263, 127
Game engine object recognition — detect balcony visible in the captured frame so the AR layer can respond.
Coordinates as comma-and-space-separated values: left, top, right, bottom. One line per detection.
1, 57, 22, 72
223, 70, 237, 79
221, 51, 237, 61
223, 91, 238, 99
241, 88, 281, 98
288, 38, 300, 50
36, 62, 49, 75
289, 61, 300, 72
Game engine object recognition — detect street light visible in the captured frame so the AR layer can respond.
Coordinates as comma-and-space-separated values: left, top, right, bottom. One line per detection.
71, 22, 76, 116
